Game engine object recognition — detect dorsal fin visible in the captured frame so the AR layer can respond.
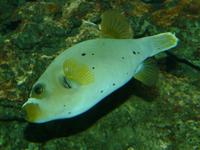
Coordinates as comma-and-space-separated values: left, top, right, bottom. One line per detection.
100, 10, 133, 39
134, 59, 158, 86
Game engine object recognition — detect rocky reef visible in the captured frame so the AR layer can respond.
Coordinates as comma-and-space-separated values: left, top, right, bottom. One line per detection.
0, 0, 199, 149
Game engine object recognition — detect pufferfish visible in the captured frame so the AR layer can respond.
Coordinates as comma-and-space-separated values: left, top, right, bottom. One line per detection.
22, 10, 178, 123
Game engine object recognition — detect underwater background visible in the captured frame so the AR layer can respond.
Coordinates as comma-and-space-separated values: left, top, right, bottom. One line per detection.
0, 0, 200, 149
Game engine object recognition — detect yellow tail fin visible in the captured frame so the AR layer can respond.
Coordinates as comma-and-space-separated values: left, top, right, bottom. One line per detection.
144, 32, 178, 56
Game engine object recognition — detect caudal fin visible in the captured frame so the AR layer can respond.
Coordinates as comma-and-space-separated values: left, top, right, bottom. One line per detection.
143, 32, 178, 56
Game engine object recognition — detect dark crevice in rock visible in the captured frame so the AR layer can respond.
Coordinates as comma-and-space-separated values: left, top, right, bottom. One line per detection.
0, 99, 23, 109
0, 99, 25, 122
0, 117, 25, 122
166, 51, 200, 72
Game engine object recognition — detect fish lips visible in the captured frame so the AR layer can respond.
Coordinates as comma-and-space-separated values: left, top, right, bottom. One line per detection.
22, 98, 43, 123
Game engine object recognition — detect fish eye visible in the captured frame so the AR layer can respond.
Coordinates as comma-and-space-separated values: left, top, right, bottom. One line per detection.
33, 83, 44, 95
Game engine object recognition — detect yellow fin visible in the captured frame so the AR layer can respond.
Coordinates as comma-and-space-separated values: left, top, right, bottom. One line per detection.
134, 59, 158, 86
100, 10, 133, 39
148, 32, 178, 56
63, 59, 95, 85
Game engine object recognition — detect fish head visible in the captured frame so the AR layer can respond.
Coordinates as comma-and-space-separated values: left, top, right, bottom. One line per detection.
22, 67, 77, 123
22, 58, 95, 123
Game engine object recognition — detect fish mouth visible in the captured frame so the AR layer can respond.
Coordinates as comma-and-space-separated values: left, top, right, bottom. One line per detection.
22, 98, 42, 123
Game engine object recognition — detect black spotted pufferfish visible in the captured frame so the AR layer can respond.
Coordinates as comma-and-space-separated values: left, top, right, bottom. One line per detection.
22, 10, 178, 123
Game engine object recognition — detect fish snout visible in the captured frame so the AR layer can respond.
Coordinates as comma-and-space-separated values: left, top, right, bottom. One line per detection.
22, 98, 42, 123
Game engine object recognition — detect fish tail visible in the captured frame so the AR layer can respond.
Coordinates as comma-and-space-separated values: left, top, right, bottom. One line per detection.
142, 32, 178, 56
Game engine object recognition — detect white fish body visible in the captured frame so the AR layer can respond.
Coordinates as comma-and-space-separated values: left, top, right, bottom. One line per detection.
22, 11, 178, 123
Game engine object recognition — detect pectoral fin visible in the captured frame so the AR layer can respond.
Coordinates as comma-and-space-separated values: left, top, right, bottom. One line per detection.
63, 59, 95, 85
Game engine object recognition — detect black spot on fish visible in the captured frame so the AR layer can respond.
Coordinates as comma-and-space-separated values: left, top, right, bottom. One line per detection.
81, 53, 86, 56
92, 67, 95, 69
121, 56, 125, 59
91, 53, 95, 55
132, 51, 136, 55
100, 90, 103, 93
113, 83, 116, 86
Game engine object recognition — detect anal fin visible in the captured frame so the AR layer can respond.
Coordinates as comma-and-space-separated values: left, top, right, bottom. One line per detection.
134, 59, 158, 86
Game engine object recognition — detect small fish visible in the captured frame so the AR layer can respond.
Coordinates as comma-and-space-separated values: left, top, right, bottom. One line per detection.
22, 10, 178, 123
